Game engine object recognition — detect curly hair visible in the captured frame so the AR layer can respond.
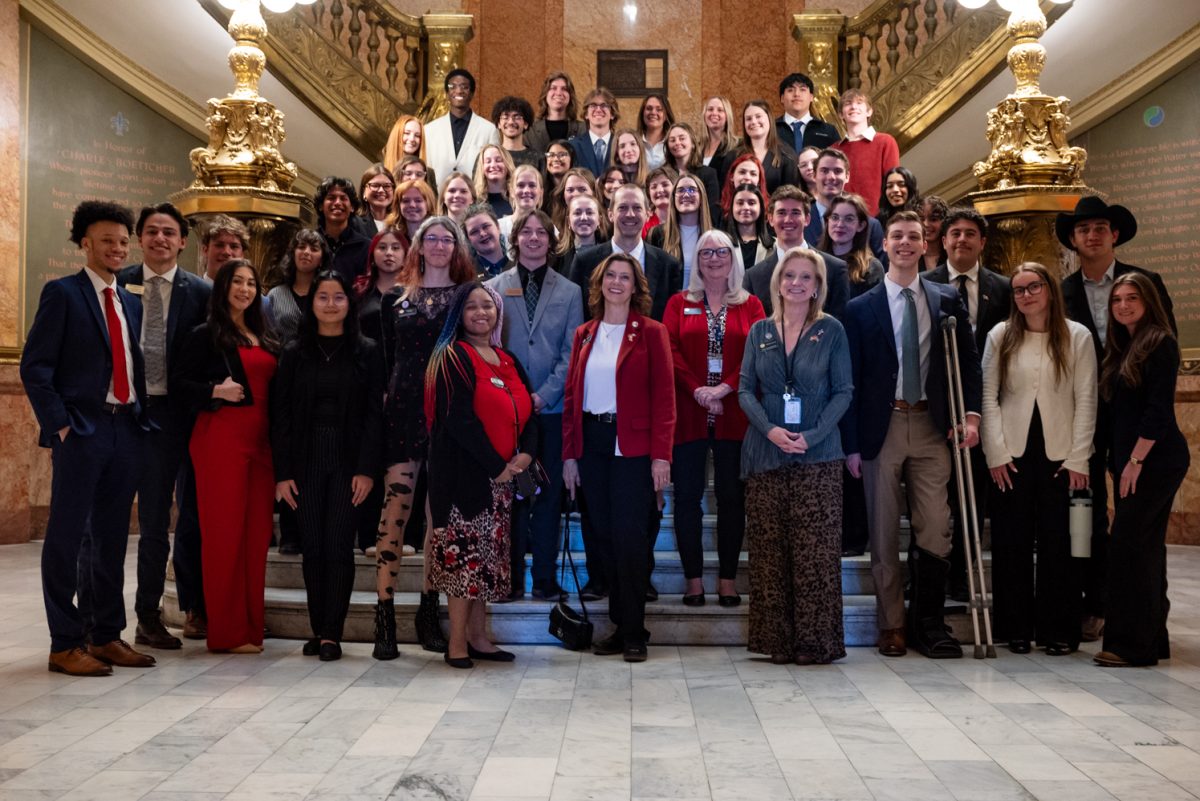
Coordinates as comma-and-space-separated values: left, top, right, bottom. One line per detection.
70, 200, 133, 246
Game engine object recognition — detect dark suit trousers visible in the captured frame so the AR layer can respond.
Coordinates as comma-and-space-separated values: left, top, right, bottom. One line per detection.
134, 397, 189, 617
48, 415, 143, 652
172, 455, 204, 615
512, 413, 564, 588
296, 428, 358, 642
578, 417, 653, 642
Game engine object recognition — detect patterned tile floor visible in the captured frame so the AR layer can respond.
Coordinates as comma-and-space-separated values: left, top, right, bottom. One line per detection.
0, 540, 1199, 800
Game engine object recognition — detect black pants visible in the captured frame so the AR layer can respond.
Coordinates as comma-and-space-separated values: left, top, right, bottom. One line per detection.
172, 455, 205, 616
512, 413, 564, 589
672, 436, 744, 580
296, 428, 358, 642
134, 397, 189, 617
990, 409, 1079, 646
1103, 461, 1187, 665
356, 476, 384, 552
841, 466, 868, 553
578, 416, 654, 643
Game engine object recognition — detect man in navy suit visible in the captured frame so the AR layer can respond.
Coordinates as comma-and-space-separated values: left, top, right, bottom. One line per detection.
842, 210, 981, 660
774, 72, 840, 153
117, 203, 211, 649
808, 148, 884, 260
20, 201, 156, 676
568, 87, 619, 179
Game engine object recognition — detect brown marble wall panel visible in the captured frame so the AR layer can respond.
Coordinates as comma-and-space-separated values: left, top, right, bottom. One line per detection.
474, 0, 554, 120
0, 366, 50, 544
0, 0, 18, 349
1169, 375, 1200, 544
715, 0, 791, 119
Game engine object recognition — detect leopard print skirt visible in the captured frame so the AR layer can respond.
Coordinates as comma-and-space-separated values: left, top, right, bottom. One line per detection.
745, 460, 846, 663
428, 480, 514, 602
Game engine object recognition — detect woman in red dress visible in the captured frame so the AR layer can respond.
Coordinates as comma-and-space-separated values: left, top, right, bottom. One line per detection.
175, 260, 278, 654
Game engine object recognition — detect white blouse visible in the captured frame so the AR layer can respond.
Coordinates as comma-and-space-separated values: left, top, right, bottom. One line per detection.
583, 322, 623, 455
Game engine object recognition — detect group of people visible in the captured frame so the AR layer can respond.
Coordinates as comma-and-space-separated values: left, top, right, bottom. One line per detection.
20, 65, 1187, 674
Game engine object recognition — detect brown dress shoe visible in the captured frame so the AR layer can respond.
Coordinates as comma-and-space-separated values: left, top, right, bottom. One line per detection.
878, 628, 907, 657
49, 647, 113, 676
182, 612, 207, 640
88, 639, 156, 668
1081, 615, 1104, 643
135, 612, 182, 650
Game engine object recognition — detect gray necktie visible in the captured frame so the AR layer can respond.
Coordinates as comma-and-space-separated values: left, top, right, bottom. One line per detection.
143, 275, 167, 388
593, 137, 606, 168
901, 288, 920, 404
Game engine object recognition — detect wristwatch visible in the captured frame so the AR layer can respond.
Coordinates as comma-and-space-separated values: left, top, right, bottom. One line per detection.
1129, 455, 1143, 466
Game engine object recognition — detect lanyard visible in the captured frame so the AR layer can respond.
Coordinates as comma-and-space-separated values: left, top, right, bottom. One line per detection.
780, 317, 813, 400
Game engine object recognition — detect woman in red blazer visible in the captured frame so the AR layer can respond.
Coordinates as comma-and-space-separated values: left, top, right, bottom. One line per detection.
664, 230, 765, 608
563, 252, 676, 663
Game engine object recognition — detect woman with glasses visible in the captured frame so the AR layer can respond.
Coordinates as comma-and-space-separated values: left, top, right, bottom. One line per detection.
357, 164, 395, 235
982, 262, 1096, 656
735, 100, 800, 196
666, 123, 722, 225
373, 217, 475, 659
647, 173, 713, 289
722, 183, 772, 274
544, 140, 575, 205
638, 94, 675, 171
664, 230, 764, 607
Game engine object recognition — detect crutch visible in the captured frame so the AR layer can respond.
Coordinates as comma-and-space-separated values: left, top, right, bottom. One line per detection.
942, 316, 996, 658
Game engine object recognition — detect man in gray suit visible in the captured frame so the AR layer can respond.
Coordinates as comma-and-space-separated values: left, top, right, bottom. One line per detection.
486, 208, 584, 600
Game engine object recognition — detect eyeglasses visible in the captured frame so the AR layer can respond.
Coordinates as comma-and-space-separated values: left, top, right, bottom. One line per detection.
586, 103, 611, 112
546, 151, 571, 161
423, 235, 456, 247
675, 187, 699, 197
366, 181, 394, 191
698, 247, 732, 259
1012, 281, 1046, 298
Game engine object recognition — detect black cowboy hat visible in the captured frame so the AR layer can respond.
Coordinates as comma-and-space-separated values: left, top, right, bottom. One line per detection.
1055, 196, 1137, 250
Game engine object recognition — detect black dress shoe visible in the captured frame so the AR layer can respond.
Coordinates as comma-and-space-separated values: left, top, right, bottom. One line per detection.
135, 613, 182, 650
318, 642, 342, 661
302, 638, 320, 656
493, 589, 524, 604
623, 640, 648, 663
718, 593, 742, 608
1008, 639, 1032, 654
1044, 642, 1076, 656
531, 583, 566, 601
645, 583, 659, 602
593, 633, 624, 656
682, 593, 705, 607
468, 644, 516, 662
841, 547, 865, 557
443, 652, 474, 669
579, 582, 607, 602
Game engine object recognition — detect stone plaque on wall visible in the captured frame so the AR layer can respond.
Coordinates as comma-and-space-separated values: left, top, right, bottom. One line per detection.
597, 50, 668, 96
20, 28, 201, 342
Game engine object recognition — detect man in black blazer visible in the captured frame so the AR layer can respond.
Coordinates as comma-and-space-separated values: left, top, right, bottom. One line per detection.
568, 184, 681, 322
1056, 196, 1176, 643
923, 207, 1011, 600
842, 211, 981, 660
568, 87, 619, 179
774, 72, 840, 154
117, 203, 212, 649
20, 201, 156, 676
743, 185, 852, 320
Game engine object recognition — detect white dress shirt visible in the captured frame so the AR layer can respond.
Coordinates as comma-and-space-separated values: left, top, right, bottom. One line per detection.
884, 274, 930, 402
946, 263, 979, 332
85, 267, 137, 406
583, 321, 623, 456
1081, 260, 1116, 343
612, 237, 646, 269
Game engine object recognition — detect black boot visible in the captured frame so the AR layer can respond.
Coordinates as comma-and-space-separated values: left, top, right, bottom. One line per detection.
416, 590, 448, 653
908, 548, 963, 659
372, 598, 399, 661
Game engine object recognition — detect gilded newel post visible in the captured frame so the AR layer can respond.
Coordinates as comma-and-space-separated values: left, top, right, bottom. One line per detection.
418, 14, 475, 123
792, 11, 847, 127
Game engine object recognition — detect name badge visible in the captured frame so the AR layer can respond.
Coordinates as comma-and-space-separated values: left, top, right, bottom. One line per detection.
127, 284, 144, 295
504, 287, 523, 297
683, 307, 703, 315
784, 397, 802, 425
707, 357, 722, 374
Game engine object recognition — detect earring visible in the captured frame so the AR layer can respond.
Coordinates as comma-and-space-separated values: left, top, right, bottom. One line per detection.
419, 256, 425, 275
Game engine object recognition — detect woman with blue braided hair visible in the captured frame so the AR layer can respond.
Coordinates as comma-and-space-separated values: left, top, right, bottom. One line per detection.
424, 282, 538, 668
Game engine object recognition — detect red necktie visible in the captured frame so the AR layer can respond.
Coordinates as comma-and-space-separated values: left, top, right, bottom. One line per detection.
104, 287, 130, 403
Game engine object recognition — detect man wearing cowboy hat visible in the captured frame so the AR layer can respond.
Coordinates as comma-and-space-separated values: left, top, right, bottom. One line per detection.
1057, 195, 1176, 645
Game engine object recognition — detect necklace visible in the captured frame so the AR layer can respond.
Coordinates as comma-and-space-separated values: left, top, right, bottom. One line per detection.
317, 338, 343, 362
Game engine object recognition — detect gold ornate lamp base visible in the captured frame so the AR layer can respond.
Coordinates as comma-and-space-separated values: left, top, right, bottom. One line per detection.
968, 185, 1086, 275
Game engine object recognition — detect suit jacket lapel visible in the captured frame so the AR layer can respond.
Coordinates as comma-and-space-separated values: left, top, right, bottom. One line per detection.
530, 269, 558, 332
616, 314, 639, 375
869, 284, 898, 366
504, 271, 531, 339
76, 270, 110, 346
166, 270, 188, 348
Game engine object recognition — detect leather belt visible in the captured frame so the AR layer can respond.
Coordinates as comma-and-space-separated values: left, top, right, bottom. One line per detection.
583, 412, 616, 424
892, 399, 929, 412
101, 402, 136, 415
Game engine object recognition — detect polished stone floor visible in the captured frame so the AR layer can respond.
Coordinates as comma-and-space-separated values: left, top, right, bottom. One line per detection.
2, 541, 1200, 800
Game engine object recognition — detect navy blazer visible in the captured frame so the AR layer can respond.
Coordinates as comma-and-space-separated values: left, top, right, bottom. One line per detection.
117, 264, 212, 388
841, 277, 982, 460
775, 116, 840, 152
743, 246, 852, 321
921, 263, 1012, 356
567, 242, 682, 322
21, 270, 150, 447
567, 131, 613, 179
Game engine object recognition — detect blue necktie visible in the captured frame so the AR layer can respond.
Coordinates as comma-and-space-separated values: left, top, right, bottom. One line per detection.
593, 137, 606, 168
791, 120, 804, 152
901, 288, 921, 404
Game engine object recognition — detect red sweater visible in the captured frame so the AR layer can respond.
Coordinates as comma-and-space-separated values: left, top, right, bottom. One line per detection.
837, 133, 900, 217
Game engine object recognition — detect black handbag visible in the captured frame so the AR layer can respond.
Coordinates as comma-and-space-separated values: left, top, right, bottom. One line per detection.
513, 458, 551, 501
548, 498, 593, 650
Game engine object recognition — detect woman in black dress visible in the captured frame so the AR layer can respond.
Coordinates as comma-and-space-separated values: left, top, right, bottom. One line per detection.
1094, 272, 1189, 668
373, 216, 475, 659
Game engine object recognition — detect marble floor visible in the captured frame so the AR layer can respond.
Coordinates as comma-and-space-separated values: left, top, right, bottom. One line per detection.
2, 543, 1200, 801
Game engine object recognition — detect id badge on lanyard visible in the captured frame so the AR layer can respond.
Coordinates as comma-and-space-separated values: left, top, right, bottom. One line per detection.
782, 388, 802, 424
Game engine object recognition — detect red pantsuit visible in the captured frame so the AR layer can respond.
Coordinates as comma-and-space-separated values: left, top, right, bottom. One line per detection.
190, 345, 277, 651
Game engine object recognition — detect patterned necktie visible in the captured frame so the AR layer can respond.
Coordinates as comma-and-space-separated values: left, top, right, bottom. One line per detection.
791, 120, 804, 152
103, 287, 130, 403
593, 137, 606, 168
524, 272, 540, 323
956, 274, 972, 328
901, 288, 920, 405
143, 275, 167, 388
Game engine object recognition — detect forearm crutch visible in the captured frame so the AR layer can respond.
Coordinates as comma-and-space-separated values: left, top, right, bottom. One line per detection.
942, 316, 996, 658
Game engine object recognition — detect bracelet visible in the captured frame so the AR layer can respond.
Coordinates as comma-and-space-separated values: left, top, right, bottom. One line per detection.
1129, 455, 1143, 466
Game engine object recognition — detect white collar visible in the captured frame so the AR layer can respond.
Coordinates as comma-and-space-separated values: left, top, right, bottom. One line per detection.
1082, 260, 1116, 285
612, 238, 645, 263
142, 264, 179, 284
947, 263, 979, 283
884, 273, 921, 298
84, 266, 117, 291
782, 112, 813, 127
589, 130, 610, 146
847, 125, 877, 142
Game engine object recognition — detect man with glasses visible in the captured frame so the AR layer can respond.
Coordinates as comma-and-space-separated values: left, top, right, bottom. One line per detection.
1056, 196, 1176, 645
491, 96, 545, 172
568, 88, 620, 178
425, 68, 500, 184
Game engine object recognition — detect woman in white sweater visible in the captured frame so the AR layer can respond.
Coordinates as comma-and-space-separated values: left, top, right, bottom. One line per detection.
981, 262, 1097, 656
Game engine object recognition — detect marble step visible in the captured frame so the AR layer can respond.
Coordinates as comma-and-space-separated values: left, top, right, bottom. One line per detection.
162, 586, 988, 648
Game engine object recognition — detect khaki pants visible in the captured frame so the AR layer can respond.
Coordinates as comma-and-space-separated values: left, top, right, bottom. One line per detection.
863, 409, 952, 631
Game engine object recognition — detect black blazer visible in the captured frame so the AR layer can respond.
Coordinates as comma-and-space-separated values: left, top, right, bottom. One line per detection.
526, 119, 586, 154
743, 247, 853, 321
269, 336, 385, 482
841, 278, 982, 460
117, 264, 212, 388
568, 242, 682, 322
173, 323, 265, 413
1062, 260, 1176, 360
1109, 337, 1189, 474
774, 116, 840, 152
922, 263, 1012, 356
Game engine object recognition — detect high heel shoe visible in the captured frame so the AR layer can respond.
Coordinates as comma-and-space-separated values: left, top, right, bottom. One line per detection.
415, 591, 448, 653
372, 598, 399, 661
